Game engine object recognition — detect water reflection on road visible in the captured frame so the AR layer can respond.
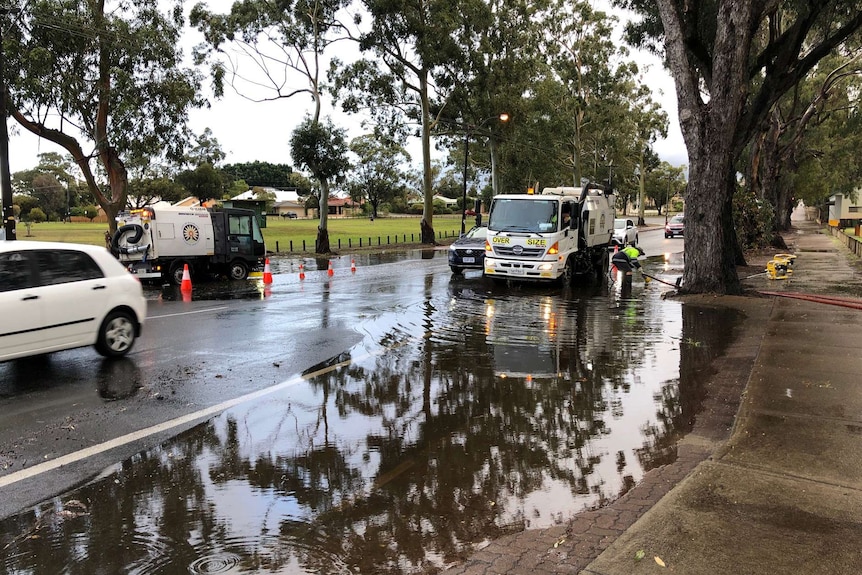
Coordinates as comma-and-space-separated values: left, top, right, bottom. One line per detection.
1, 266, 740, 574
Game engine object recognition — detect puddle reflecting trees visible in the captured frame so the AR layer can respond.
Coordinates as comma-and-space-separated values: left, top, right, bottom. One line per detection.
0, 278, 742, 574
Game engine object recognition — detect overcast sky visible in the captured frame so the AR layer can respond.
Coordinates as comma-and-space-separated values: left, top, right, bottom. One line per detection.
7, 2, 688, 177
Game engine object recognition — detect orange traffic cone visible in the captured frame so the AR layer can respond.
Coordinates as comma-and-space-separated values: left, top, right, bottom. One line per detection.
327, 261, 334, 277
263, 258, 273, 285
610, 244, 619, 278
351, 258, 356, 273
180, 263, 192, 293
299, 263, 305, 280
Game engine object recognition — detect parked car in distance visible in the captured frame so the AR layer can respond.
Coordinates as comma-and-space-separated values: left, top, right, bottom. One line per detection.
282, 212, 298, 219
612, 218, 638, 246
448, 226, 487, 274
665, 214, 685, 238
0, 241, 147, 362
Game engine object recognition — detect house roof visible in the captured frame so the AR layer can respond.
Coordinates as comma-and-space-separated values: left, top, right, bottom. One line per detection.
232, 188, 301, 204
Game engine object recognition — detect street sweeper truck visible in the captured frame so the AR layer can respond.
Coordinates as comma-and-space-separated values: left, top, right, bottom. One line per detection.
483, 184, 614, 285
111, 205, 265, 285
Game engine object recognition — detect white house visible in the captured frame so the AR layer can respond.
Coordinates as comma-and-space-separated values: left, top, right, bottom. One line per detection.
232, 188, 306, 218
827, 191, 862, 226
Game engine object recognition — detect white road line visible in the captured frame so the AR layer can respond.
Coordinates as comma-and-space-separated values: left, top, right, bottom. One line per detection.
147, 306, 229, 319
0, 352, 366, 489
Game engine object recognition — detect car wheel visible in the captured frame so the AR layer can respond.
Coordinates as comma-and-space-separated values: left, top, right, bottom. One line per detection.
95, 310, 137, 358
450, 266, 463, 275
665, 233, 671, 239
229, 260, 249, 281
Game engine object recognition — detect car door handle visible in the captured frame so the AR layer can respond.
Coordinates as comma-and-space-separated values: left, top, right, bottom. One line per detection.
92, 285, 107, 290
21, 295, 39, 301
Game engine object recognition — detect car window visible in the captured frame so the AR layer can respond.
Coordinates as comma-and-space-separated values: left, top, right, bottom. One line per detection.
0, 251, 36, 292
35, 250, 104, 286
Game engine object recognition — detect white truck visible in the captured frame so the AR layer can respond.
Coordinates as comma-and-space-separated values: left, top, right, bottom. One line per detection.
111, 205, 266, 285
483, 184, 614, 284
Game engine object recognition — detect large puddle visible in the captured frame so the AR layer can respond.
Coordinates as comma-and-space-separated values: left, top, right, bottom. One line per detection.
1, 262, 741, 574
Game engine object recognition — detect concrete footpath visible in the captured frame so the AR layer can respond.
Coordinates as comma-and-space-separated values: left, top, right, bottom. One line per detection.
443, 214, 862, 575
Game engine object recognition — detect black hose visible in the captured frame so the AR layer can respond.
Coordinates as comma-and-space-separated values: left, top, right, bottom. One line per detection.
111, 224, 145, 256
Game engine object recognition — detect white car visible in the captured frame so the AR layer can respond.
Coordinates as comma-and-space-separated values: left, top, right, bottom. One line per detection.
0, 241, 147, 361
612, 218, 638, 246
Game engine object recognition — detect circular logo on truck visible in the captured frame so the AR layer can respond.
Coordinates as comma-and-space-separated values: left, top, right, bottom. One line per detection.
182, 223, 200, 244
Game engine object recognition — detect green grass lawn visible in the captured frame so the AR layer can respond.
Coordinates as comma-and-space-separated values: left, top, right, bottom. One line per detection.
15, 215, 469, 253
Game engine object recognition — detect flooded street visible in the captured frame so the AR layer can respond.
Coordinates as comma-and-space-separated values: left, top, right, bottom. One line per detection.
0, 252, 742, 574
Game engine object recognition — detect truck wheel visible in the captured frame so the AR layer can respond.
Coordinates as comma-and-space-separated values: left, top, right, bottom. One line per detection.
95, 310, 137, 358
169, 261, 189, 286
593, 249, 609, 282
229, 260, 249, 281
559, 257, 574, 286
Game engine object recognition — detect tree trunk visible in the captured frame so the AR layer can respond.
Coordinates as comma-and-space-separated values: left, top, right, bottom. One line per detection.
419, 70, 435, 245
657, 0, 754, 295
316, 179, 331, 254
315, 226, 331, 254
681, 154, 742, 294
420, 217, 435, 245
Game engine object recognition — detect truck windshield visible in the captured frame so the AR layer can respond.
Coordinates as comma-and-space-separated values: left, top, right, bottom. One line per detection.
488, 199, 559, 233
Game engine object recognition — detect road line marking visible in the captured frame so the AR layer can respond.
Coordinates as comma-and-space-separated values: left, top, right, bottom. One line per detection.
0, 348, 382, 490
148, 306, 229, 319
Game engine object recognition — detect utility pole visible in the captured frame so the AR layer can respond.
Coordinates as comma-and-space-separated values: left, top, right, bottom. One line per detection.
0, 8, 17, 240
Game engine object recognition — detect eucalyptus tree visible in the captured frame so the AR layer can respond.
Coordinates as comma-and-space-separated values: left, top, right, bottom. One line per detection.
614, 0, 862, 294
4, 0, 204, 233
332, 0, 470, 244
644, 161, 687, 215
494, 0, 665, 202
432, 0, 547, 199
290, 116, 350, 253
190, 0, 351, 252
346, 135, 411, 219
746, 50, 862, 232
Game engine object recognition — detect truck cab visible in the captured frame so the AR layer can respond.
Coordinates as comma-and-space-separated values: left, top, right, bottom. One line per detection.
483, 185, 614, 284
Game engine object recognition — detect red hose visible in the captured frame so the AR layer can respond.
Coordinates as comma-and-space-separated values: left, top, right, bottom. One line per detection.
759, 290, 862, 310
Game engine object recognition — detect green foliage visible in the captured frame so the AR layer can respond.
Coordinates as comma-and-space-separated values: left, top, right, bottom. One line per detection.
290, 117, 350, 185
7, 0, 205, 229
347, 134, 410, 218
733, 187, 774, 251
175, 163, 225, 204
223, 162, 298, 189
127, 177, 186, 208
186, 128, 226, 167
27, 207, 47, 223
644, 162, 687, 214
81, 205, 99, 221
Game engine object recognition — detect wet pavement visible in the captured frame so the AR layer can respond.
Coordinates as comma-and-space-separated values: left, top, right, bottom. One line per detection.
0, 242, 733, 574
3, 212, 860, 574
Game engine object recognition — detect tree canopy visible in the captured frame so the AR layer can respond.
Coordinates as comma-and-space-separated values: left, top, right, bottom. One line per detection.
614, 0, 862, 294
5, 0, 204, 232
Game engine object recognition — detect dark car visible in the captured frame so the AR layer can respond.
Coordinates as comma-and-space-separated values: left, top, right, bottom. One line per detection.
665, 214, 685, 238
448, 226, 487, 274
284, 212, 298, 219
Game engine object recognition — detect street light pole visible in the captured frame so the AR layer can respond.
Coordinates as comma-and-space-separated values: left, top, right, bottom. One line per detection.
460, 113, 509, 236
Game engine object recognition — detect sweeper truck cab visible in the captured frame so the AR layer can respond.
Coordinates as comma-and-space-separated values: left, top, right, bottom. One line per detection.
111, 205, 265, 285
483, 184, 614, 284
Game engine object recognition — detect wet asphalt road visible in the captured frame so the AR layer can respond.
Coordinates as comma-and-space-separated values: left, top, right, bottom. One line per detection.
0, 233, 713, 574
